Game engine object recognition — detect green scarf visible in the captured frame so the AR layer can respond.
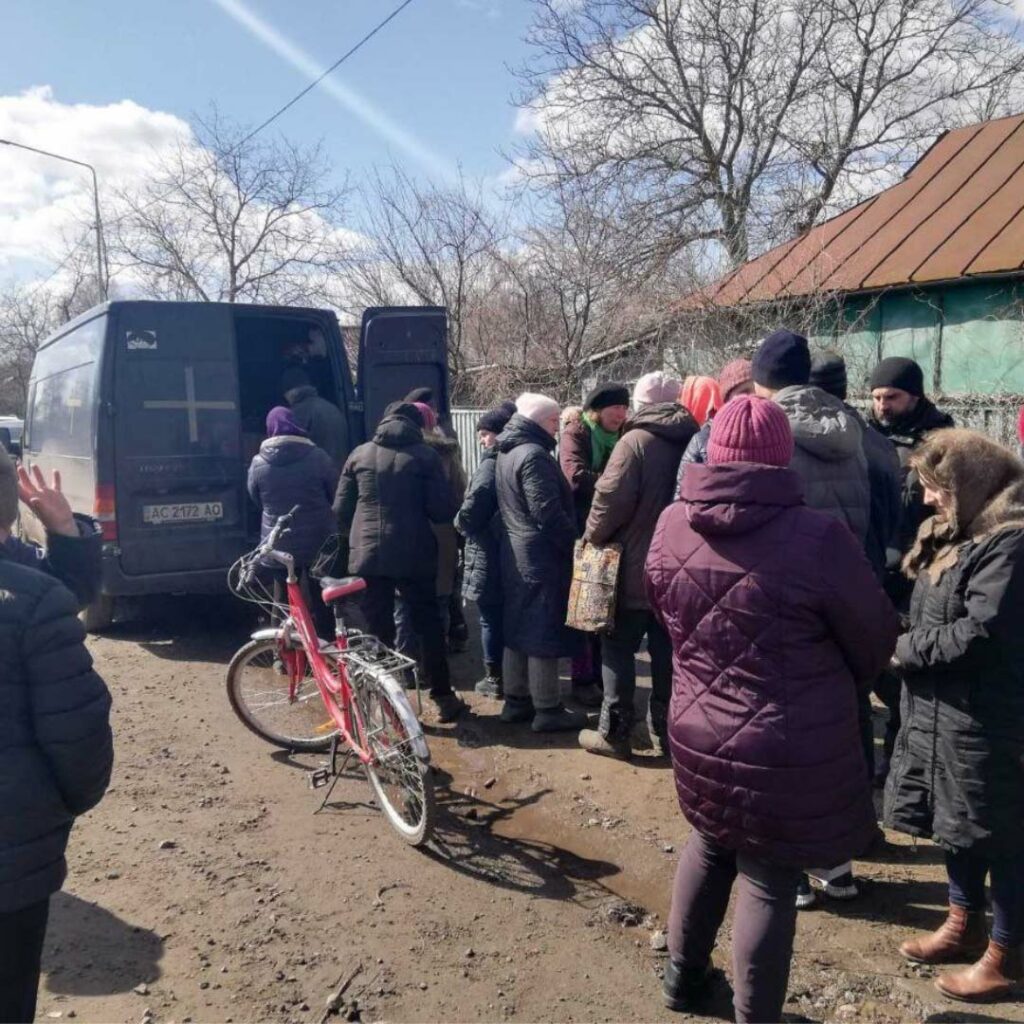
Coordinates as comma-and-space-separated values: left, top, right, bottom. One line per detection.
584, 415, 619, 471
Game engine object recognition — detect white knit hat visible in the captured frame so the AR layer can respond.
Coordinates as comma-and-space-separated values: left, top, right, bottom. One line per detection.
515, 392, 560, 423
633, 371, 682, 409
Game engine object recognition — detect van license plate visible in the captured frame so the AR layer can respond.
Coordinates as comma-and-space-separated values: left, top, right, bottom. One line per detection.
143, 502, 224, 525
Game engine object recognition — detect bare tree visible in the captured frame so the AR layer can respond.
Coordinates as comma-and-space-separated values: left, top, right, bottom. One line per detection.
111, 111, 352, 304
0, 239, 106, 414
517, 0, 1024, 268
451, 178, 688, 403
0, 284, 59, 413
348, 167, 505, 378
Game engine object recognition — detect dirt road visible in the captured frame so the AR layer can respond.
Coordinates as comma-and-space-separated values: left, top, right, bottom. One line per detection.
36, 597, 1022, 1023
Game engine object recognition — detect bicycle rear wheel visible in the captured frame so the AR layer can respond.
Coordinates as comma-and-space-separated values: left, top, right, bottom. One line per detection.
353, 667, 435, 846
227, 638, 338, 752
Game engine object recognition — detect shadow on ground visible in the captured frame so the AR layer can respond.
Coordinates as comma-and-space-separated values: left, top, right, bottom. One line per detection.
422, 775, 623, 907
819, 876, 950, 932
42, 891, 164, 996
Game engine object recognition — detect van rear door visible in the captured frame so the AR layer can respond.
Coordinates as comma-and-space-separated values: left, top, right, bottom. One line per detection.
356, 307, 448, 436
112, 302, 246, 577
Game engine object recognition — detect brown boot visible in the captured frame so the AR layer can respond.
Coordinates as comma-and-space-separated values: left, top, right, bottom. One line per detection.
899, 906, 988, 964
935, 941, 1024, 1002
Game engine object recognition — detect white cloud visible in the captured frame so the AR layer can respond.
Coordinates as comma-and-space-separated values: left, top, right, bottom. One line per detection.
456, 0, 502, 17
0, 85, 191, 275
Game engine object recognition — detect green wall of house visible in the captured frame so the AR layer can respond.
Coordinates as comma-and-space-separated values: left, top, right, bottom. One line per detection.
810, 279, 1024, 395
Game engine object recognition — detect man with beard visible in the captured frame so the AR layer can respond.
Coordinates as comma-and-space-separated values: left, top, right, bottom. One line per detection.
869, 356, 955, 784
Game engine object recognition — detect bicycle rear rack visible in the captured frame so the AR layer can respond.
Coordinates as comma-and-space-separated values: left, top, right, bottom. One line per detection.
330, 632, 423, 715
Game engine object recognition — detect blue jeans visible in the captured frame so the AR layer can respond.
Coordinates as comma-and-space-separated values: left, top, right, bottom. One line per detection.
947, 849, 1024, 946
477, 598, 504, 666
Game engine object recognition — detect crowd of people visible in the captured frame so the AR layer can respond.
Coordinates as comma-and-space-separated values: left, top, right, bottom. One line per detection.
2, 326, 1024, 1023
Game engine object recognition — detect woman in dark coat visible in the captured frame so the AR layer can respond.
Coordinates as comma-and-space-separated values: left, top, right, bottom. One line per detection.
247, 406, 337, 632
495, 394, 585, 733
645, 395, 897, 1023
456, 404, 514, 698
885, 429, 1024, 1003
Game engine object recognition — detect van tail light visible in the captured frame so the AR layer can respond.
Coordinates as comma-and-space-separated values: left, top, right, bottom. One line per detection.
93, 484, 118, 542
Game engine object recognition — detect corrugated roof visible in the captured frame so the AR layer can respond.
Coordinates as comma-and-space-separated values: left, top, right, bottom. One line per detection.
687, 113, 1024, 308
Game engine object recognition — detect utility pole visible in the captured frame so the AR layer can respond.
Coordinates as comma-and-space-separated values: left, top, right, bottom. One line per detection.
0, 138, 108, 299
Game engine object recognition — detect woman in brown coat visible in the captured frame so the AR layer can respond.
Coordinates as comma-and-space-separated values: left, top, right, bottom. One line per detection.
578, 373, 697, 758
559, 382, 630, 706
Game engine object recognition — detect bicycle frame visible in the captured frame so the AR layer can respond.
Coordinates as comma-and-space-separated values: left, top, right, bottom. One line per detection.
237, 507, 429, 768
265, 566, 373, 767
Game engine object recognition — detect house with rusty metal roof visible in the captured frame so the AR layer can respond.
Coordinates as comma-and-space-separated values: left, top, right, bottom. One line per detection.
683, 112, 1024, 403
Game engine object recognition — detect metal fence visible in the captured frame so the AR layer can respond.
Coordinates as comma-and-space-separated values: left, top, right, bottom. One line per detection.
451, 407, 487, 480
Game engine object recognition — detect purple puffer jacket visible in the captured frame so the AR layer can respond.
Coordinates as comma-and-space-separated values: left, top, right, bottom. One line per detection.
645, 462, 898, 868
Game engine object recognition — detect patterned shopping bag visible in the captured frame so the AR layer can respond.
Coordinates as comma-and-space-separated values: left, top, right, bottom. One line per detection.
565, 539, 622, 633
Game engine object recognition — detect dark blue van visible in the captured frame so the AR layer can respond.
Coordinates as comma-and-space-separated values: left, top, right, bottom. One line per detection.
21, 300, 448, 629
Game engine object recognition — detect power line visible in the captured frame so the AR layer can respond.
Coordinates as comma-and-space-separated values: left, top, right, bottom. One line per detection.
18, 0, 418, 290
235, 0, 418, 148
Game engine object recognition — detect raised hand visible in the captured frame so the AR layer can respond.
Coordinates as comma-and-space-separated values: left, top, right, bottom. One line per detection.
17, 465, 77, 538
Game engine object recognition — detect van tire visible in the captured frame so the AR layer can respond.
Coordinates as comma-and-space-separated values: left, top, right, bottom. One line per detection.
80, 594, 115, 633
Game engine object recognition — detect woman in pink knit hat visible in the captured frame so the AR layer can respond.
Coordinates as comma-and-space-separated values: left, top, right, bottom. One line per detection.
645, 395, 897, 1023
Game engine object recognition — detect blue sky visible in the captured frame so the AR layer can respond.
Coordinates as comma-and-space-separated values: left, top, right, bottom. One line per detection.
0, 0, 538, 276
1, 0, 534, 181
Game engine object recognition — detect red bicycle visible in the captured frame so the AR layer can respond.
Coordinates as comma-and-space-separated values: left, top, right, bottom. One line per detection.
226, 509, 435, 846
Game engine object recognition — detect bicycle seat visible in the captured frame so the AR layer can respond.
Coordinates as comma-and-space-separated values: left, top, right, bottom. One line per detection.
320, 575, 367, 603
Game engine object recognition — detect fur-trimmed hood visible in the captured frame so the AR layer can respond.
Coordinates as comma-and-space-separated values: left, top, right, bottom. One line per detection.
904, 428, 1024, 580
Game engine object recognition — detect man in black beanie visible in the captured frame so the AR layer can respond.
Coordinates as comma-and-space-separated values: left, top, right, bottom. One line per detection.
867, 355, 953, 785
868, 354, 954, 561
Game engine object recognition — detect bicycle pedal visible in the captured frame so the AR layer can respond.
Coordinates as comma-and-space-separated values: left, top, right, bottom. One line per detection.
307, 767, 333, 790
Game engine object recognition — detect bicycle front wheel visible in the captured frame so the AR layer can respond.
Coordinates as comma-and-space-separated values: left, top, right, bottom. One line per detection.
354, 667, 436, 846
226, 638, 338, 752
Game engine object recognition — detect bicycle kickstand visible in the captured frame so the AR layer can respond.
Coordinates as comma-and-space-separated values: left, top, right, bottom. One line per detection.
310, 734, 352, 814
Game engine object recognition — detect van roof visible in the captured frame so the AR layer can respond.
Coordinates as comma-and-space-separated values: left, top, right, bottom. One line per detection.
38, 299, 341, 353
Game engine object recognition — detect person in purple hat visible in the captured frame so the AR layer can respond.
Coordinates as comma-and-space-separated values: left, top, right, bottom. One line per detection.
645, 395, 897, 1023
247, 406, 338, 633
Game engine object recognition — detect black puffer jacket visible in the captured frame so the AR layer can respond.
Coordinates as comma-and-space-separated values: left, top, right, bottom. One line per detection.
334, 414, 453, 580
247, 437, 337, 565
675, 421, 710, 497
0, 559, 113, 913
885, 527, 1024, 855
775, 385, 870, 542
495, 414, 577, 658
456, 447, 502, 606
